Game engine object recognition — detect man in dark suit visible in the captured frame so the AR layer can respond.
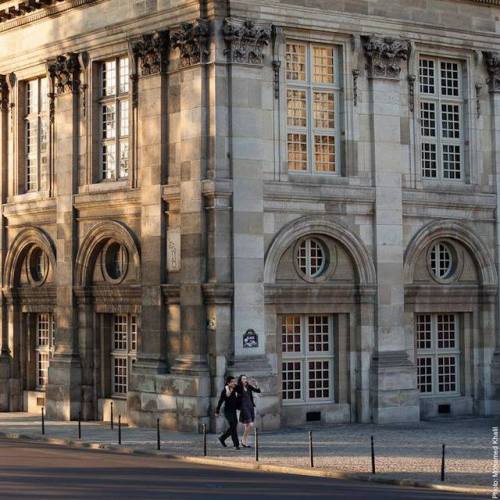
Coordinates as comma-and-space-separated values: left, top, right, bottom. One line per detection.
215, 376, 240, 450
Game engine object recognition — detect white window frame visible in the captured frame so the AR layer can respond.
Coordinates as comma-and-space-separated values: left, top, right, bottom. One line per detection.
281, 314, 335, 405
285, 42, 341, 176
24, 77, 49, 192
35, 313, 55, 391
99, 56, 130, 181
416, 313, 460, 397
111, 314, 137, 397
418, 56, 465, 182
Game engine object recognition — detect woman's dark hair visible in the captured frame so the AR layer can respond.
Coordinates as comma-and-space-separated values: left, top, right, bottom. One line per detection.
225, 376, 235, 385
237, 374, 247, 386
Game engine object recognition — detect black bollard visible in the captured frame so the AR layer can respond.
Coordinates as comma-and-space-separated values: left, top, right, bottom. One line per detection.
41, 407, 45, 435
203, 423, 207, 457
441, 443, 445, 482
371, 435, 376, 474
118, 415, 122, 445
255, 427, 259, 462
110, 402, 114, 430
78, 411, 81, 440
157, 418, 161, 451
309, 431, 314, 468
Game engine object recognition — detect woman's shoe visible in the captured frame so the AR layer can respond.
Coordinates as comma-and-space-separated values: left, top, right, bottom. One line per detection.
241, 443, 252, 448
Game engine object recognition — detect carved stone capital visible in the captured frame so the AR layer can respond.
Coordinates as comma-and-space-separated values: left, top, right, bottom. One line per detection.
484, 51, 500, 93
0, 74, 8, 112
48, 53, 81, 95
222, 18, 271, 65
132, 30, 169, 77
171, 19, 209, 68
363, 35, 409, 80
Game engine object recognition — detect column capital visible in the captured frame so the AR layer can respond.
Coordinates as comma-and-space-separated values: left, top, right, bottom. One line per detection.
362, 35, 410, 80
47, 52, 81, 95
484, 51, 500, 93
131, 30, 170, 77
171, 19, 209, 68
222, 17, 271, 65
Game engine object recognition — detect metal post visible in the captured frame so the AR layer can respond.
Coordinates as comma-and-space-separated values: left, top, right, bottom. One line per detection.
157, 418, 161, 451
41, 407, 45, 435
441, 443, 445, 482
78, 412, 81, 440
110, 402, 114, 430
203, 423, 207, 457
255, 427, 259, 462
118, 415, 121, 445
309, 431, 314, 468
371, 435, 376, 474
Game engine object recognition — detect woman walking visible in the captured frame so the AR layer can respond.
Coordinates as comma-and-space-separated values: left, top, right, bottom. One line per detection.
236, 374, 261, 448
215, 376, 240, 450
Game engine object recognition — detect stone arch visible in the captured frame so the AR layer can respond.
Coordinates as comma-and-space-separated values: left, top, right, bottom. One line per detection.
264, 216, 377, 285
3, 227, 57, 288
404, 220, 498, 287
75, 221, 141, 287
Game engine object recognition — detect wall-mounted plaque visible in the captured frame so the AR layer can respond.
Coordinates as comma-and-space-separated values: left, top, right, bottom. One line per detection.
243, 329, 258, 348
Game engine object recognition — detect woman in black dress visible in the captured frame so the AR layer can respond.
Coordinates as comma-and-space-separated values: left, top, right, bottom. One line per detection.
236, 374, 261, 448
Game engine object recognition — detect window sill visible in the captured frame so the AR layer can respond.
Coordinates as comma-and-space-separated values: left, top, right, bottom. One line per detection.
79, 179, 130, 195
287, 172, 348, 186
8, 191, 52, 204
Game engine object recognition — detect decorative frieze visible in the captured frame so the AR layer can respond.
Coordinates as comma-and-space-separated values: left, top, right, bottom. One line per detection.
171, 19, 209, 67
484, 52, 500, 93
132, 31, 169, 77
48, 53, 81, 95
352, 69, 360, 106
0, 74, 8, 112
408, 74, 416, 112
363, 36, 410, 80
222, 18, 271, 65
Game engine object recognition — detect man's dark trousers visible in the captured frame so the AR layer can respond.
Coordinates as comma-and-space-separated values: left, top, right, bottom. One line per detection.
221, 410, 239, 447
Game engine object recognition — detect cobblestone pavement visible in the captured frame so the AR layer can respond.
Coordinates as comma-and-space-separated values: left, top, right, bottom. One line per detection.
0, 413, 494, 489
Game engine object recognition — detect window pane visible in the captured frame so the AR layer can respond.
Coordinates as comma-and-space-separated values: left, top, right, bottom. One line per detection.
26, 80, 38, 115
102, 143, 116, 180
440, 61, 459, 97
282, 361, 302, 400
438, 356, 457, 392
37, 352, 49, 388
313, 92, 334, 129
39, 78, 48, 113
314, 135, 336, 172
119, 57, 129, 94
130, 315, 137, 352
119, 140, 129, 179
287, 89, 307, 127
442, 144, 461, 179
417, 357, 433, 393
420, 101, 436, 138
313, 46, 334, 84
286, 43, 306, 81
288, 133, 307, 171
416, 314, 432, 350
113, 314, 128, 350
421, 143, 437, 178
102, 60, 117, 96
437, 314, 456, 349
281, 316, 301, 353
120, 100, 129, 137
37, 314, 51, 347
102, 103, 116, 139
113, 357, 128, 394
308, 360, 330, 399
419, 59, 435, 95
307, 315, 329, 352
441, 104, 460, 139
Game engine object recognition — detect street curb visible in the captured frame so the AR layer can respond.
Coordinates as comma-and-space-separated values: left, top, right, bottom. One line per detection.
0, 430, 489, 497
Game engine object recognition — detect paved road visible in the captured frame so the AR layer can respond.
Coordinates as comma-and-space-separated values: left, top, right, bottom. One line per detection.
0, 438, 472, 499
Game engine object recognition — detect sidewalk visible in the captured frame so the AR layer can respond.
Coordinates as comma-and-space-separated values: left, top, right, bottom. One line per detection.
0, 412, 494, 495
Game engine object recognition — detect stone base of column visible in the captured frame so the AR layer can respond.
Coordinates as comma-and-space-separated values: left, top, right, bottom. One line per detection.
370, 351, 420, 424
0, 353, 10, 411
46, 354, 82, 420
171, 354, 209, 376
128, 370, 211, 432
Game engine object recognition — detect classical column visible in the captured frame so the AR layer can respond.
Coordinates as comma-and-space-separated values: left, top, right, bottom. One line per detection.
130, 31, 169, 376
484, 51, 500, 415
46, 53, 82, 420
363, 36, 419, 423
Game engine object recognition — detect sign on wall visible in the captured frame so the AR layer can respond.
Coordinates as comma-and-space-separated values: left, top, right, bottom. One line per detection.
243, 329, 258, 348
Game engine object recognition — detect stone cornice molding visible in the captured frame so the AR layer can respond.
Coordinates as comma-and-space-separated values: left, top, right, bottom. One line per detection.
131, 30, 170, 77
48, 52, 81, 95
171, 19, 209, 68
222, 17, 271, 65
484, 51, 500, 93
0, 74, 8, 112
363, 35, 410, 80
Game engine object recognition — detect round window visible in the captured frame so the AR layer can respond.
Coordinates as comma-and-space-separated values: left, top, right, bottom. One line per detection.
429, 241, 456, 281
103, 242, 128, 282
28, 247, 48, 285
296, 238, 327, 280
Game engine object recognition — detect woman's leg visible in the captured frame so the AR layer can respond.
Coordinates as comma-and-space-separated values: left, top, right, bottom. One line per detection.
242, 422, 253, 445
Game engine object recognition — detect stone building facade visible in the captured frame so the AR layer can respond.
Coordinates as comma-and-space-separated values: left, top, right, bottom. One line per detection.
0, 0, 498, 431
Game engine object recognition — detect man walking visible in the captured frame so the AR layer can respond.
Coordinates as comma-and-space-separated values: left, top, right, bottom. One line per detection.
215, 376, 240, 450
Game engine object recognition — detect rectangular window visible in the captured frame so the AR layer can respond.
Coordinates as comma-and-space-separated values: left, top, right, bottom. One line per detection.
286, 42, 341, 175
111, 314, 137, 396
24, 77, 48, 192
99, 57, 129, 181
281, 314, 334, 404
418, 57, 464, 181
416, 314, 460, 396
35, 313, 55, 390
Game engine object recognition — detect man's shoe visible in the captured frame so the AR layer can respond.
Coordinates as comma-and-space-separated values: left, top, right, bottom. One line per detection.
234, 446, 240, 450
218, 436, 227, 448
